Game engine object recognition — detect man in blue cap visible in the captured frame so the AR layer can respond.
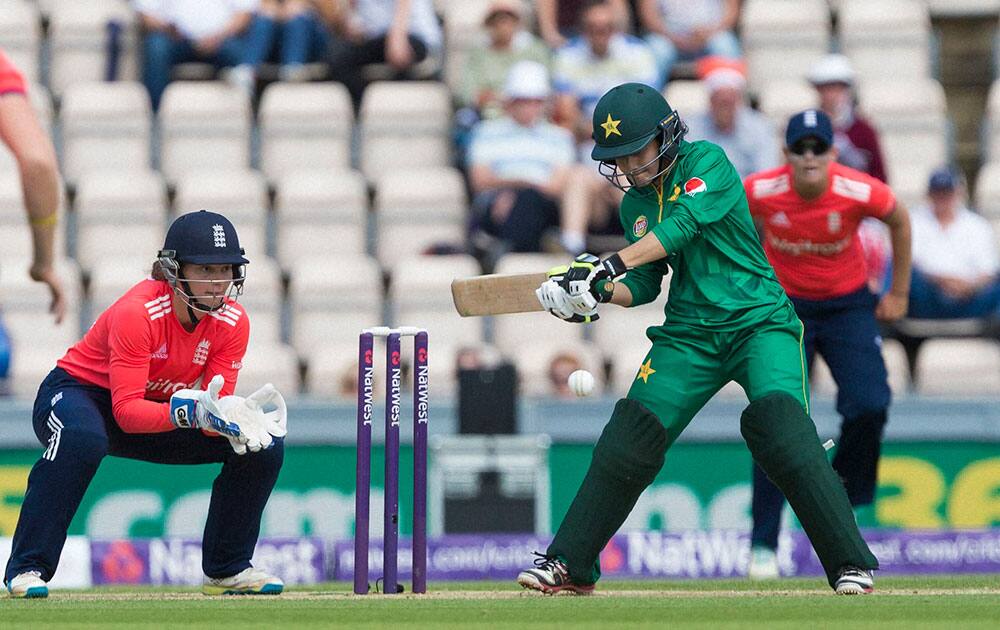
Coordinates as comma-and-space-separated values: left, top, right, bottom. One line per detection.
744, 110, 913, 579
5, 210, 287, 598
909, 167, 1000, 318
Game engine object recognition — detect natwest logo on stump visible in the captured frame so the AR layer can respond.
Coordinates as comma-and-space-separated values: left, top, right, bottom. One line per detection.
683, 177, 707, 196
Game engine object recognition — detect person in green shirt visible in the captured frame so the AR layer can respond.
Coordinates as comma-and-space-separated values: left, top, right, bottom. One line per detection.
523, 82, 878, 596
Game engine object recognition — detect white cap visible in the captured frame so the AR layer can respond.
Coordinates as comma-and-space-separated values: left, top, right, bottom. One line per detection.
807, 54, 856, 86
704, 67, 746, 92
503, 60, 551, 100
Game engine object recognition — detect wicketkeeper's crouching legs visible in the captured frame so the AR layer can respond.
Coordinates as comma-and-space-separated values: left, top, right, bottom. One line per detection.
741, 392, 878, 587
546, 399, 667, 584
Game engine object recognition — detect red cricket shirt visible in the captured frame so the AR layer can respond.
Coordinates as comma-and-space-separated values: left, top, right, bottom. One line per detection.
58, 279, 250, 433
744, 162, 896, 300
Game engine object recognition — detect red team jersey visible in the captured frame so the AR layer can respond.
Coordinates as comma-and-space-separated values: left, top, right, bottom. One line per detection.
57, 280, 250, 433
744, 162, 896, 300
0, 49, 27, 95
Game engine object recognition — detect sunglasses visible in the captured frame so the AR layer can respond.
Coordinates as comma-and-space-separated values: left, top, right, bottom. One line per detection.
789, 138, 831, 156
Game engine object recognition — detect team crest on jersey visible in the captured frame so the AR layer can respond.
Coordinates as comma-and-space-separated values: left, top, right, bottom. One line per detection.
192, 340, 211, 366
770, 211, 791, 228
633, 215, 648, 237
827, 212, 842, 234
683, 177, 707, 196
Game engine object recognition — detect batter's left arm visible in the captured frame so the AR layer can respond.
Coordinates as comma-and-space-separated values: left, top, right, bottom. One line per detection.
877, 200, 912, 321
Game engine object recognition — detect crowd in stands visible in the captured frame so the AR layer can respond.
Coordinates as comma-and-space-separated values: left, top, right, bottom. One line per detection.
1, 0, 1000, 398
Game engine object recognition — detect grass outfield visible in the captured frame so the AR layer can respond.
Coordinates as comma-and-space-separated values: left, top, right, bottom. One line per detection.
2, 575, 999, 629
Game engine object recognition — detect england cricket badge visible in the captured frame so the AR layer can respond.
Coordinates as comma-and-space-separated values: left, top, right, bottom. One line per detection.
684, 177, 707, 196
633, 215, 648, 237
827, 211, 842, 233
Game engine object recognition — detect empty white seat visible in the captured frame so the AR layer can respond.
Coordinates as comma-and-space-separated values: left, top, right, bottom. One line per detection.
0, 257, 82, 313
76, 224, 161, 272
173, 169, 268, 226
259, 82, 353, 180
4, 309, 80, 355
360, 135, 452, 181
740, 0, 830, 48
838, 0, 930, 47
915, 339, 1000, 395
7, 342, 73, 398
60, 81, 151, 182
0, 220, 67, 262
359, 81, 453, 179
247, 309, 282, 345
858, 79, 947, 134
288, 256, 382, 354
159, 82, 251, 182
88, 256, 152, 314
881, 133, 949, 186
0, 172, 26, 225
390, 254, 480, 311
47, 0, 138, 95
663, 80, 708, 117
889, 164, 935, 211
758, 81, 817, 127
274, 169, 368, 264
746, 46, 827, 91
236, 342, 300, 395
974, 161, 1000, 218
74, 169, 166, 228
374, 168, 467, 267
238, 255, 284, 318
0, 1, 42, 84
847, 46, 930, 82
293, 310, 383, 360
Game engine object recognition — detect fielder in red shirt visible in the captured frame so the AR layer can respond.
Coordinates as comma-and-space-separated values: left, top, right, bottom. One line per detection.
742, 110, 912, 579
5, 211, 287, 598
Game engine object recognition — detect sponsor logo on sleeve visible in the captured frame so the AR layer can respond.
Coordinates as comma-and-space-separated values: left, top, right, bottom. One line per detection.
683, 177, 707, 196
633, 215, 648, 237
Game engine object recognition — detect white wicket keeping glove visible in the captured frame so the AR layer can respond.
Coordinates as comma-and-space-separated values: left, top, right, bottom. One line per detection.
169, 375, 248, 447
217, 384, 288, 455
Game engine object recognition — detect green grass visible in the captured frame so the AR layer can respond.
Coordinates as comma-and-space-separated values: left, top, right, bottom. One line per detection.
2, 576, 998, 629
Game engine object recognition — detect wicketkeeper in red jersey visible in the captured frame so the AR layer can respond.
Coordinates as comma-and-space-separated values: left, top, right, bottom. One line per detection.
4, 211, 287, 598
742, 110, 912, 577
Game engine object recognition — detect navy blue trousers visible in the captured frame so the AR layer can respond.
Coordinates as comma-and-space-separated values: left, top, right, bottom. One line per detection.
4, 368, 283, 584
751, 288, 890, 550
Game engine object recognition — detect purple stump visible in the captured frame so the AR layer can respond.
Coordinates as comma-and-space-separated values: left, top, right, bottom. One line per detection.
354, 332, 375, 595
412, 331, 429, 593
383, 332, 402, 594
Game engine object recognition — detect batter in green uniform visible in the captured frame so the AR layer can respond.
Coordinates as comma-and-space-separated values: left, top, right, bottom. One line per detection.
523, 83, 878, 596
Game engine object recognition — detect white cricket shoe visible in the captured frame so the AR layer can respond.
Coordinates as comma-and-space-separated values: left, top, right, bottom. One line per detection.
203, 567, 284, 596
517, 553, 595, 595
834, 567, 874, 595
748, 546, 780, 579
6, 571, 48, 598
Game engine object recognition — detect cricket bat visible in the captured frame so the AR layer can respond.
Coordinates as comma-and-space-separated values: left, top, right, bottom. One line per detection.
451, 272, 547, 317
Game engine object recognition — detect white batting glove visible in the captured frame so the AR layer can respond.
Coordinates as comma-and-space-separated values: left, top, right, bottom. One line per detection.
217, 384, 288, 455
536, 278, 576, 320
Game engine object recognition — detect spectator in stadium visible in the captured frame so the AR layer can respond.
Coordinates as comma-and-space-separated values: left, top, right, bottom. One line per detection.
908, 167, 1000, 319
136, 0, 272, 109
684, 59, 778, 179
4, 211, 286, 598
536, 0, 632, 50
457, 0, 550, 122
547, 351, 585, 398
637, 0, 741, 85
0, 49, 66, 326
318, 0, 442, 108
467, 61, 576, 254
808, 54, 886, 183
552, 0, 659, 144
253, 0, 332, 81
743, 109, 911, 579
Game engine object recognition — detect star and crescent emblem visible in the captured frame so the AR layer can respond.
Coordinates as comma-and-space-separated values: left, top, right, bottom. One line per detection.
636, 359, 656, 383
601, 113, 622, 138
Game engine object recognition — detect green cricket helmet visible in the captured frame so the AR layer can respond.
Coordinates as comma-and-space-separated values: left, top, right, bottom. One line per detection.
591, 82, 687, 192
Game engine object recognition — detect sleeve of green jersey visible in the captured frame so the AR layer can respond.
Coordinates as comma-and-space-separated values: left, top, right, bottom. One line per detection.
619, 258, 669, 306
651, 143, 743, 255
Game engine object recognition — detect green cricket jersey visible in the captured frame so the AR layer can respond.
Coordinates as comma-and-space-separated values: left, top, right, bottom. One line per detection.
618, 140, 790, 330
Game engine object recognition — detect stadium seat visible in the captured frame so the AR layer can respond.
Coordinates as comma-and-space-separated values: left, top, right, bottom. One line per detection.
390, 254, 479, 311
511, 338, 605, 397
974, 161, 1000, 218
304, 340, 366, 398
374, 167, 467, 267
238, 254, 284, 319
888, 164, 935, 211
173, 169, 268, 226
0, 0, 42, 84
0, 172, 25, 225
7, 342, 73, 398
274, 169, 368, 264
0, 257, 82, 314
858, 79, 947, 135
839, 0, 932, 81
758, 81, 818, 128
74, 169, 167, 229
0, 220, 67, 263
247, 310, 282, 346
159, 82, 251, 183
76, 224, 161, 273
87, 256, 151, 315
359, 81, 453, 179
259, 82, 353, 181
236, 342, 300, 395
881, 133, 949, 188
745, 46, 828, 91
47, 0, 138, 95
740, 0, 830, 89
663, 81, 708, 118
60, 81, 152, 183
914, 338, 1000, 395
